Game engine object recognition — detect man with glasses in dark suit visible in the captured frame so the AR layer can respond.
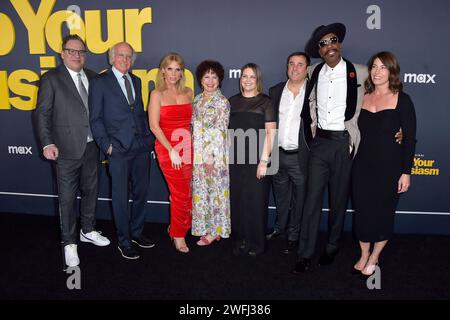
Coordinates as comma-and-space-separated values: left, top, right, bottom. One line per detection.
36, 35, 110, 268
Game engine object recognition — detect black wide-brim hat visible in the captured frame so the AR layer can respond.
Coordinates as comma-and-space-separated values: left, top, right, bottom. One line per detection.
305, 23, 346, 58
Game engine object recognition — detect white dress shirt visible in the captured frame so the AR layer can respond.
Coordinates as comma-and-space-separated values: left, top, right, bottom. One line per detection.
316, 58, 347, 131
278, 80, 305, 150
67, 66, 93, 143
66, 66, 89, 94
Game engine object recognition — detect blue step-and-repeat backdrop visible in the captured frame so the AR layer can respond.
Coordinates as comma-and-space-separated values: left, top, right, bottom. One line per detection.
1, 0, 449, 234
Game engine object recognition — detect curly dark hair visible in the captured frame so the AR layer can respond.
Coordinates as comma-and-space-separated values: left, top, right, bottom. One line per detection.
195, 60, 225, 88
364, 51, 403, 94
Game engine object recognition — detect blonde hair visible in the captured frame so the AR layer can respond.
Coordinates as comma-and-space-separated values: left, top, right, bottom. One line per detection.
155, 52, 186, 92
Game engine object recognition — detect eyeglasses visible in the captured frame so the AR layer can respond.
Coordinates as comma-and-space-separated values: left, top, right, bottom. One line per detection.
63, 48, 87, 57
318, 36, 338, 48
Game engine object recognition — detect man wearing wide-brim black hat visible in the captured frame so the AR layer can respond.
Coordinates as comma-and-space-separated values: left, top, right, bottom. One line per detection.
292, 22, 368, 274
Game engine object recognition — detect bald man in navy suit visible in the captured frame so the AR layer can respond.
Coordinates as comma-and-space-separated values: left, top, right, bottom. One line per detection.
89, 42, 155, 260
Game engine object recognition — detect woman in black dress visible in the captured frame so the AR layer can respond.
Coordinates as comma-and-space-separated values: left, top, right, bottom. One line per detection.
352, 51, 416, 276
229, 63, 276, 256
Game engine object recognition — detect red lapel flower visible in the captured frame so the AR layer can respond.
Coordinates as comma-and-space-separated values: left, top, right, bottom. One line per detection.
349, 72, 356, 78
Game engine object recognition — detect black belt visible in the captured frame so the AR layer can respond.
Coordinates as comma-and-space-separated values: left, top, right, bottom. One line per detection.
316, 128, 349, 140
279, 147, 298, 154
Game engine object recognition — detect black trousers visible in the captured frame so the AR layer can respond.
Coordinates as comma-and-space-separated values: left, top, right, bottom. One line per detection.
272, 146, 308, 241
297, 132, 352, 259
108, 139, 150, 247
230, 163, 271, 255
56, 141, 99, 246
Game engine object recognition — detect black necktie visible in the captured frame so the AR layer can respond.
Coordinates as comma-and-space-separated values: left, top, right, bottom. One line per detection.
122, 75, 135, 106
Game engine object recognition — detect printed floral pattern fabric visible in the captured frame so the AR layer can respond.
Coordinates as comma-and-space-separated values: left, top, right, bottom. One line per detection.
191, 90, 231, 237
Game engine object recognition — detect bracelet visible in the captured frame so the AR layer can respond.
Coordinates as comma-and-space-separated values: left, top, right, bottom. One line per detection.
260, 159, 269, 164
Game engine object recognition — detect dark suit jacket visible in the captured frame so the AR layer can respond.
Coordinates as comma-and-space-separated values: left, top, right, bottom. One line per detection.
35, 64, 97, 160
269, 81, 310, 150
88, 69, 154, 155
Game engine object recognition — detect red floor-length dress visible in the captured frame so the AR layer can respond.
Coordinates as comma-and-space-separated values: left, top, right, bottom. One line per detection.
154, 104, 193, 237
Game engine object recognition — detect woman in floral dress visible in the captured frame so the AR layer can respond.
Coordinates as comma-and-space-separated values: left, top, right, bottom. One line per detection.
191, 60, 231, 246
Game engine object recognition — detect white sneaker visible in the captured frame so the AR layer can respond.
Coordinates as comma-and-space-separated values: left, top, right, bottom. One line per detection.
80, 230, 110, 246
64, 244, 80, 267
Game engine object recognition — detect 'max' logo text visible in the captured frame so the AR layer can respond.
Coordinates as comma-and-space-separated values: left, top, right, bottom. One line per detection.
229, 69, 241, 79
8, 146, 32, 155
403, 73, 436, 84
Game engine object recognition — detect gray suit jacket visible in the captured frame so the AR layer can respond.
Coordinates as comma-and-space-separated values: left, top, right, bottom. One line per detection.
306, 58, 368, 156
35, 64, 97, 160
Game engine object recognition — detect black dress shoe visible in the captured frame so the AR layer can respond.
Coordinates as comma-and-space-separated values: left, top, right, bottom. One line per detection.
318, 251, 338, 266
118, 245, 140, 260
292, 258, 311, 274
282, 240, 298, 254
132, 235, 156, 248
266, 230, 282, 240
248, 250, 257, 257
232, 240, 247, 256
232, 247, 244, 256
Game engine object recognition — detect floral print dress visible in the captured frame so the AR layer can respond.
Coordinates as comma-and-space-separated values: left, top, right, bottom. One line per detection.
191, 89, 230, 237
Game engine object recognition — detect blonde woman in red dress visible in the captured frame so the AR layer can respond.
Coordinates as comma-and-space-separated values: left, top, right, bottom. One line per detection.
148, 53, 193, 253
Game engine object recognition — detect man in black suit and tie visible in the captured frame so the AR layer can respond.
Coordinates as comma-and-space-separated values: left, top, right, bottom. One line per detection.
268, 52, 310, 254
89, 42, 155, 260
35, 35, 110, 268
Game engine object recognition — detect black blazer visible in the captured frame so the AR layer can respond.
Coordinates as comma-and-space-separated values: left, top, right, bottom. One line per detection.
89, 69, 154, 155
35, 64, 97, 159
269, 81, 310, 149
305, 58, 359, 122
302, 58, 368, 155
